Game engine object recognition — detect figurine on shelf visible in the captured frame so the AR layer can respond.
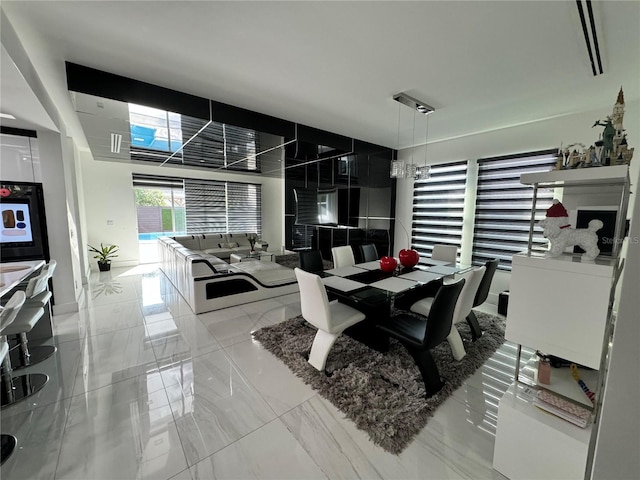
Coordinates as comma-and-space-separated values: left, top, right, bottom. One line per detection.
538, 200, 603, 261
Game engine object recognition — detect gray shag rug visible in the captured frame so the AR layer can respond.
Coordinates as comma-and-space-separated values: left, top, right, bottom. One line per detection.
253, 310, 505, 454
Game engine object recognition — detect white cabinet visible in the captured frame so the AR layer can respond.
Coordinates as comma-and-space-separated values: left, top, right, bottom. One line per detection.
507, 253, 615, 370
493, 167, 630, 480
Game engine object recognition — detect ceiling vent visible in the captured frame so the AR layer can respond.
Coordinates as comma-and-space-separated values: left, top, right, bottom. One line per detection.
576, 0, 604, 76
110, 133, 122, 153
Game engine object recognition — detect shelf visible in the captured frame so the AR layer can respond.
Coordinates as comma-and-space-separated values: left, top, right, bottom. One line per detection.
513, 251, 617, 276
520, 354, 598, 408
520, 165, 629, 187
493, 383, 592, 480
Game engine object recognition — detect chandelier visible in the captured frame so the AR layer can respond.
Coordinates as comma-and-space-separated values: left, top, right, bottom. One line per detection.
390, 92, 434, 180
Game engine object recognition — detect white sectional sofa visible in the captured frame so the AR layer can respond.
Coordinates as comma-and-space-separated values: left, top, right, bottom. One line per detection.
158, 235, 298, 314
172, 233, 268, 261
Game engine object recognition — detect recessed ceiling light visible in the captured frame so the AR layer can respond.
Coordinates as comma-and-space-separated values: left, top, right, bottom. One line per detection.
110, 133, 122, 153
0, 113, 16, 120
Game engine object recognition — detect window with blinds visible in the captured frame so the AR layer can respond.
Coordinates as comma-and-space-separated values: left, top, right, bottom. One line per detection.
411, 161, 468, 264
184, 179, 227, 234
472, 150, 557, 270
133, 174, 261, 236
227, 182, 261, 235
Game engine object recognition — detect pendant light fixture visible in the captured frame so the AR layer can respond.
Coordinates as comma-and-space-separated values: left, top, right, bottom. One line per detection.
390, 92, 435, 179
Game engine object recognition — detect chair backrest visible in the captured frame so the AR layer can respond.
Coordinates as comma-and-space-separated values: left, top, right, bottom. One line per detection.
431, 244, 457, 264
294, 268, 333, 332
24, 272, 50, 299
424, 278, 465, 349
473, 259, 499, 307
0, 290, 26, 333
43, 259, 58, 279
360, 244, 378, 262
299, 250, 324, 273
451, 266, 486, 325
331, 246, 355, 268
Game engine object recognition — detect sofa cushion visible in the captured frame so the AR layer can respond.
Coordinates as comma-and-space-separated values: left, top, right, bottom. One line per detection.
173, 235, 201, 250
200, 234, 226, 250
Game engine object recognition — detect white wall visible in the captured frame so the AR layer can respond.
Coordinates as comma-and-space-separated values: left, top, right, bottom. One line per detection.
395, 100, 640, 303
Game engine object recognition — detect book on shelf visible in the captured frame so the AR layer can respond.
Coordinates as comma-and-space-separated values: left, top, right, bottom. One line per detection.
534, 389, 592, 428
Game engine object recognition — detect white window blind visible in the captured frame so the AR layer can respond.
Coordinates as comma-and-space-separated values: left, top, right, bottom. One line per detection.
227, 182, 262, 235
472, 150, 557, 270
184, 179, 227, 234
411, 160, 467, 264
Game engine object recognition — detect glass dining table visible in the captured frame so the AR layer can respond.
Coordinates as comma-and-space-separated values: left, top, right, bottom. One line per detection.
319, 259, 471, 352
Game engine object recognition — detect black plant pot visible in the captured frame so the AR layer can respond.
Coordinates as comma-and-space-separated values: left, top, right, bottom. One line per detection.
97, 261, 111, 272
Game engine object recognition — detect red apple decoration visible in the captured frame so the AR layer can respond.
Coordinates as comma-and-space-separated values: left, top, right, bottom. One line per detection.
399, 249, 419, 268
379, 256, 398, 273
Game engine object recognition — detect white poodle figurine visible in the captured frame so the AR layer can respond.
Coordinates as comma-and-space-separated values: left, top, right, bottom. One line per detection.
538, 200, 603, 261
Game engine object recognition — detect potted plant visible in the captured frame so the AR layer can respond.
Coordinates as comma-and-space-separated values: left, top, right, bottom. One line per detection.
88, 243, 119, 271
247, 233, 258, 252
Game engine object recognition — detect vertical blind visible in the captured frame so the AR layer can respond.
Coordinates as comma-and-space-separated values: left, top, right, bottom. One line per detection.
472, 150, 557, 270
411, 160, 468, 264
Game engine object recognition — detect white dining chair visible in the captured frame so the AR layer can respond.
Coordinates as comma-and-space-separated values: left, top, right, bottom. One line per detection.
431, 244, 458, 264
295, 268, 365, 371
331, 246, 356, 269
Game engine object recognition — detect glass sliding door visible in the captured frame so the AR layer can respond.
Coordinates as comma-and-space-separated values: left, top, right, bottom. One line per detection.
132, 175, 185, 263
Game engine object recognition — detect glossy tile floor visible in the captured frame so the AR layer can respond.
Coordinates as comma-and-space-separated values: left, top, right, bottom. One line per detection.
0, 265, 514, 480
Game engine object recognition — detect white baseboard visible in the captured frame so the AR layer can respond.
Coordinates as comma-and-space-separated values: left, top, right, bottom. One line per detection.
53, 301, 79, 315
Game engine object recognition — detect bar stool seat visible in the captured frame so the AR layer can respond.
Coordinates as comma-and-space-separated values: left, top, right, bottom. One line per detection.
0, 291, 49, 409
5, 271, 57, 370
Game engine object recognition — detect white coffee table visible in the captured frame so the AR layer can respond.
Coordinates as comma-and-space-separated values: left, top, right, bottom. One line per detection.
229, 252, 275, 264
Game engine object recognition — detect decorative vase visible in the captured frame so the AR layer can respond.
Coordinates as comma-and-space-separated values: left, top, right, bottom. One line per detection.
379, 256, 398, 273
398, 249, 419, 268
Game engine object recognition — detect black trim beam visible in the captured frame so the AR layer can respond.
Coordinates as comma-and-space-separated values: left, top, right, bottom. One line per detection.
65, 62, 210, 119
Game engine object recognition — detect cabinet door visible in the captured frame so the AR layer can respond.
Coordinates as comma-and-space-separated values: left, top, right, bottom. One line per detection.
506, 255, 613, 369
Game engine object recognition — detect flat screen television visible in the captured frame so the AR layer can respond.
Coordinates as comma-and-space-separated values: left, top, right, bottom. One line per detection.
1, 200, 35, 245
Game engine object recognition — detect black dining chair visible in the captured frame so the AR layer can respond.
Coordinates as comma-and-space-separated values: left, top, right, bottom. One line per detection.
466, 259, 499, 341
299, 250, 325, 273
378, 278, 465, 398
359, 244, 379, 262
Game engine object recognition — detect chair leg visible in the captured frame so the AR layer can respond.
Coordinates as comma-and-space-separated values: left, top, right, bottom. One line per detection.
405, 347, 444, 398
9, 332, 57, 371
466, 311, 483, 341
446, 326, 467, 361
308, 329, 340, 372
1, 350, 48, 408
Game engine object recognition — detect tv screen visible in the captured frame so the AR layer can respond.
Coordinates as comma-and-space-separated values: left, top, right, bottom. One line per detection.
1, 201, 34, 244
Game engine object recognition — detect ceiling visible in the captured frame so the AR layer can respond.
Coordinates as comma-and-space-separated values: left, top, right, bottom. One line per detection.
1, 1, 639, 150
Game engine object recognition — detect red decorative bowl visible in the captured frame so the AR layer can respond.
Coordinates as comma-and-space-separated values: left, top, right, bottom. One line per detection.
399, 249, 419, 268
379, 256, 398, 273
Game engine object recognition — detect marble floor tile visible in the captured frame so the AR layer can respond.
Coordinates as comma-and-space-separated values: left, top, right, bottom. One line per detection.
0, 399, 70, 480
72, 325, 159, 395
8, 264, 513, 480
225, 338, 315, 415
200, 310, 265, 347
189, 419, 327, 480
56, 375, 187, 480
82, 300, 146, 337
146, 313, 222, 362
51, 309, 89, 344
162, 349, 277, 465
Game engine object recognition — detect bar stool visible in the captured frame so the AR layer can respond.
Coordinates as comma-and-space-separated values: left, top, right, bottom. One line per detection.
0, 339, 17, 464
5, 271, 57, 370
1, 291, 49, 408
